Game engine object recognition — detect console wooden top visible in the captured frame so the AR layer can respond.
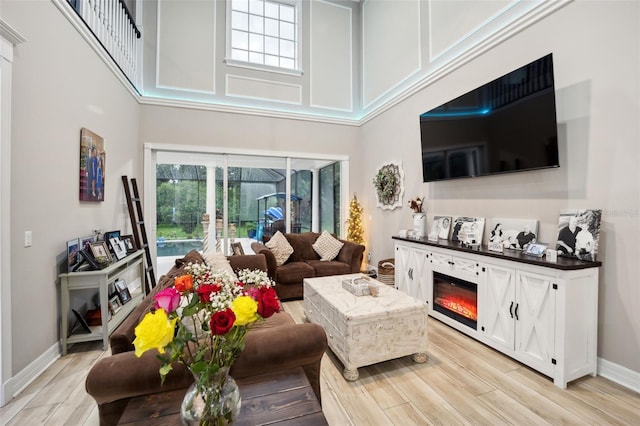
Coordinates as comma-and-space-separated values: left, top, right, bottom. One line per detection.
392, 236, 602, 271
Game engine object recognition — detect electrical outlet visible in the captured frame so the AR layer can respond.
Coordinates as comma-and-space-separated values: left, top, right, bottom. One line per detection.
367, 252, 372, 262
25, 231, 32, 247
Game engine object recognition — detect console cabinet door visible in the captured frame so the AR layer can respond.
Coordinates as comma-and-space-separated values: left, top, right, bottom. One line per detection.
394, 243, 428, 300
515, 270, 556, 376
483, 264, 516, 353
394, 244, 411, 295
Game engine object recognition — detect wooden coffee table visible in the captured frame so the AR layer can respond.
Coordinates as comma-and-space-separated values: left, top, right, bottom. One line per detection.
304, 274, 428, 380
117, 367, 327, 425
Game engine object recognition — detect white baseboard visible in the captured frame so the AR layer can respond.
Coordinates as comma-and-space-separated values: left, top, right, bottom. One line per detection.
598, 357, 640, 393
4, 343, 59, 401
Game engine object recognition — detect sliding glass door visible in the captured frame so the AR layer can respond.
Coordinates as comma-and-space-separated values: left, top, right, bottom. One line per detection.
148, 147, 347, 276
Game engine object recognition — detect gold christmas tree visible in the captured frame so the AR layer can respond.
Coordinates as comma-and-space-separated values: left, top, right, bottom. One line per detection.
346, 194, 365, 245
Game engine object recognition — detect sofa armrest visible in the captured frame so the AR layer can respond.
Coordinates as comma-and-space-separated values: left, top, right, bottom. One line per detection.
227, 253, 267, 273
250, 242, 277, 280
230, 322, 327, 402
85, 349, 193, 406
336, 240, 366, 273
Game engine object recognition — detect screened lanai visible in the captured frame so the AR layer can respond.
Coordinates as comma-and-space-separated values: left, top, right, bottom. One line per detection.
153, 153, 341, 264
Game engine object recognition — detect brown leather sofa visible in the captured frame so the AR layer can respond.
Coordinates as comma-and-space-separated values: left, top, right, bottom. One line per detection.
251, 232, 365, 300
85, 250, 327, 426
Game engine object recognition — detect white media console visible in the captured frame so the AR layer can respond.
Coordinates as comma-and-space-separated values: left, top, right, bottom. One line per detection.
393, 236, 601, 388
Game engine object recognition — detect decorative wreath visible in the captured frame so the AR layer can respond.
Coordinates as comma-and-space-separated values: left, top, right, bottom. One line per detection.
373, 162, 404, 210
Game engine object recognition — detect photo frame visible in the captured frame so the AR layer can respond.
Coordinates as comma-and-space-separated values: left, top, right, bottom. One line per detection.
80, 249, 100, 270
428, 216, 452, 241
109, 237, 127, 260
120, 234, 137, 253
525, 242, 548, 258
90, 241, 112, 264
556, 209, 602, 261
115, 279, 132, 305
489, 218, 539, 250
67, 238, 81, 273
451, 217, 485, 246
80, 234, 97, 251
103, 230, 120, 255
230, 242, 245, 256
79, 128, 105, 202
108, 296, 121, 314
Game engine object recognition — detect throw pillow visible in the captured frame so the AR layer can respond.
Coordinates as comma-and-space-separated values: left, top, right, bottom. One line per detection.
202, 251, 238, 281
312, 231, 344, 261
265, 231, 294, 266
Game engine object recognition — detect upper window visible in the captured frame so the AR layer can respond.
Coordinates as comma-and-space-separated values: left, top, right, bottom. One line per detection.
228, 0, 300, 72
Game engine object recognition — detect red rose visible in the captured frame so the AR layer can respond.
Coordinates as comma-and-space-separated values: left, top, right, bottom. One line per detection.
197, 284, 220, 303
210, 308, 235, 335
256, 287, 280, 319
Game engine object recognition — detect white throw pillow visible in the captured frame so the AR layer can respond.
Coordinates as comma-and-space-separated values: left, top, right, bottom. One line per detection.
265, 231, 294, 266
202, 251, 238, 281
312, 231, 344, 261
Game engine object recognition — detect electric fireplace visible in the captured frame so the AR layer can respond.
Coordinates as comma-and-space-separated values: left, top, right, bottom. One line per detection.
432, 271, 478, 330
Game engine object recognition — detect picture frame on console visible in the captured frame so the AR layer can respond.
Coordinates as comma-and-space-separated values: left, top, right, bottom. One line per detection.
428, 216, 451, 241
555, 209, 602, 261
451, 217, 485, 247
525, 242, 548, 258
67, 238, 81, 273
115, 279, 132, 305
120, 234, 136, 254
109, 237, 127, 260
489, 218, 539, 251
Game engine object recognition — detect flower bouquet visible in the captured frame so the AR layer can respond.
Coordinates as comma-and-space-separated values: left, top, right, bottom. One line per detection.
407, 196, 424, 213
133, 263, 280, 425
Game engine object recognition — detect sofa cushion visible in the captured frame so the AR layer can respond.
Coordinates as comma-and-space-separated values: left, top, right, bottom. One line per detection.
312, 230, 344, 261
265, 231, 294, 266
202, 251, 238, 280
306, 259, 351, 277
285, 232, 320, 262
275, 261, 315, 285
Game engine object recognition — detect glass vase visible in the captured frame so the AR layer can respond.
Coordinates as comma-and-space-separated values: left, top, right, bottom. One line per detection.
181, 366, 241, 426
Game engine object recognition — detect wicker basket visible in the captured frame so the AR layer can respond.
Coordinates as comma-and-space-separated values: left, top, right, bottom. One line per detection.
377, 258, 395, 286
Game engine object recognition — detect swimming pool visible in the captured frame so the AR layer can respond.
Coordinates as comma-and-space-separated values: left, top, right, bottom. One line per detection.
157, 239, 203, 257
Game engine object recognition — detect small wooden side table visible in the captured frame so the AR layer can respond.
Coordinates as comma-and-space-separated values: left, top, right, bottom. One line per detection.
117, 367, 328, 425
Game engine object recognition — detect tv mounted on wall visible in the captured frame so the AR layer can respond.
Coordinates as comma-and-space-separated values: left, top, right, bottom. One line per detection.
420, 53, 559, 182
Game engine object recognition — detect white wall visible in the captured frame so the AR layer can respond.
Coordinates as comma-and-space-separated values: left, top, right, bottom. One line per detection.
360, 0, 640, 375
2, 0, 141, 377
144, 0, 358, 119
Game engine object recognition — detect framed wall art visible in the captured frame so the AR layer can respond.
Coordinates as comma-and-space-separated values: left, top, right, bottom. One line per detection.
79, 128, 105, 202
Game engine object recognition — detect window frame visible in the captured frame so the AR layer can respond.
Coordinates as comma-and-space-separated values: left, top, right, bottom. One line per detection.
225, 0, 303, 76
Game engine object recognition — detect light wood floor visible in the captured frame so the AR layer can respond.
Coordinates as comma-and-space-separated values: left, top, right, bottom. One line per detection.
2, 300, 639, 425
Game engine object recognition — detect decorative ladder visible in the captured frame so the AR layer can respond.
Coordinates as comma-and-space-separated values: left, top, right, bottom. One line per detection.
122, 176, 157, 294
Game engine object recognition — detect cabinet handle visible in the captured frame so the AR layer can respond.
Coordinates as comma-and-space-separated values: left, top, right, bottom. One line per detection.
509, 301, 514, 318
514, 303, 519, 321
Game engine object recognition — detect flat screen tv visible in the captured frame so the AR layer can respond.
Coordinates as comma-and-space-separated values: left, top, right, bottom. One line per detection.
420, 54, 559, 182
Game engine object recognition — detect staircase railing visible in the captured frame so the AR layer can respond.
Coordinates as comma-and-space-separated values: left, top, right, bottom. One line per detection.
67, 0, 142, 91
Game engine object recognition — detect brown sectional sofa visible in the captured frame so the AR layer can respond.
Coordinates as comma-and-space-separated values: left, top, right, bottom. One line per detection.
251, 232, 365, 300
85, 250, 328, 426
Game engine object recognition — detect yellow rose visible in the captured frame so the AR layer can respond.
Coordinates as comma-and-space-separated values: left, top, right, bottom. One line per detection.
231, 296, 258, 326
133, 309, 177, 357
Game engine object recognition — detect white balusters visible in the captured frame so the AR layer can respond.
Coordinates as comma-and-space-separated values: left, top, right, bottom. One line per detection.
72, 0, 140, 90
